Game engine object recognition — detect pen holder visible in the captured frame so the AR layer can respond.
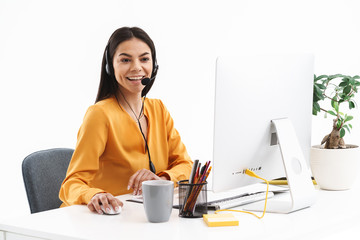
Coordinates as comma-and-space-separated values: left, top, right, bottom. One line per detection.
178, 180, 208, 218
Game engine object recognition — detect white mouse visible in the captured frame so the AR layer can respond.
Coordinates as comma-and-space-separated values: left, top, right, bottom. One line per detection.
100, 205, 122, 215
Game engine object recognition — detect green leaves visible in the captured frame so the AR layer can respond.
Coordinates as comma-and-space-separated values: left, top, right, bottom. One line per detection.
327, 110, 337, 116
341, 123, 353, 138
340, 128, 345, 138
314, 74, 328, 81
343, 124, 352, 133
343, 85, 352, 95
313, 102, 320, 115
313, 73, 359, 141
331, 99, 339, 113
349, 101, 355, 109
344, 115, 353, 122
313, 74, 359, 115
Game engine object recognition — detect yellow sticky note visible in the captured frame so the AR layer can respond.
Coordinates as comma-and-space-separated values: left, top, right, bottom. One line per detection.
203, 213, 239, 227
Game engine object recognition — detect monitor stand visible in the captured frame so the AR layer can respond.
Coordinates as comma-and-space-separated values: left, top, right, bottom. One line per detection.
244, 118, 317, 214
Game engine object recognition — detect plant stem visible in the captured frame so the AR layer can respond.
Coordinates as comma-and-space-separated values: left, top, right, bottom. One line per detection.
320, 108, 328, 113
323, 94, 336, 101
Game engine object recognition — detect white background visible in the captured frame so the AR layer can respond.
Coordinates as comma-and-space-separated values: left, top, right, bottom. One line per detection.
0, 0, 359, 219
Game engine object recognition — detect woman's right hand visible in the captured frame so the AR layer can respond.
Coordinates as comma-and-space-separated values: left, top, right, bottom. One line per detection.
87, 192, 123, 214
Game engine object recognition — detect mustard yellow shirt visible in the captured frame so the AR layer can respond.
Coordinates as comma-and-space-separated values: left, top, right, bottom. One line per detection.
59, 97, 192, 206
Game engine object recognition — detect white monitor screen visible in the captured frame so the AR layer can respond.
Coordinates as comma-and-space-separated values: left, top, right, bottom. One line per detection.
212, 54, 314, 192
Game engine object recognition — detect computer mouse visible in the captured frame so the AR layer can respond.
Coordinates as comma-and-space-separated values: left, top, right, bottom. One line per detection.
100, 204, 122, 215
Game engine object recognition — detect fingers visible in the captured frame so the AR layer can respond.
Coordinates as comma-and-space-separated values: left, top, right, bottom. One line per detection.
87, 202, 96, 213
108, 196, 123, 213
87, 193, 123, 214
87, 193, 104, 214
127, 169, 160, 195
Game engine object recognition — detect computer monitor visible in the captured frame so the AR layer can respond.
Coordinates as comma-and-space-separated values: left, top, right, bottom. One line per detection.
212, 54, 317, 213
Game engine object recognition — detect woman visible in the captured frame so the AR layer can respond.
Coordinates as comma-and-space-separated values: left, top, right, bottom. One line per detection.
59, 27, 193, 215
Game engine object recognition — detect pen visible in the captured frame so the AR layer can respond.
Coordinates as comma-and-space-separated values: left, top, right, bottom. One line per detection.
194, 163, 201, 183
182, 161, 212, 216
189, 159, 199, 184
188, 166, 212, 213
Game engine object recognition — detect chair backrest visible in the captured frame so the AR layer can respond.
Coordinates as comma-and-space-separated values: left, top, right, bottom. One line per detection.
22, 148, 74, 213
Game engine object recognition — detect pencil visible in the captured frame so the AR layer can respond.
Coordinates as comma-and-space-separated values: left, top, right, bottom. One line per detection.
188, 166, 212, 213
181, 162, 212, 216
189, 160, 199, 184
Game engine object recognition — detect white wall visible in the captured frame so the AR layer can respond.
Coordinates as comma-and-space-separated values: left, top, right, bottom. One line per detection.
1, 0, 359, 218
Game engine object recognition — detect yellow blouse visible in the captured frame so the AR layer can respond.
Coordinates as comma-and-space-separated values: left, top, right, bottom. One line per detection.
59, 97, 192, 206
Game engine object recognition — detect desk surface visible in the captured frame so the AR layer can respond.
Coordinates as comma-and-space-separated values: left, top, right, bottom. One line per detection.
1, 182, 360, 240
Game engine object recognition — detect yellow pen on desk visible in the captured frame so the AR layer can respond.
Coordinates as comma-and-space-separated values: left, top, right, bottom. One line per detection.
269, 179, 317, 185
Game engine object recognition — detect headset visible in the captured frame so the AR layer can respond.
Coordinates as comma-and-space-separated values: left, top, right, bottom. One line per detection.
104, 43, 158, 174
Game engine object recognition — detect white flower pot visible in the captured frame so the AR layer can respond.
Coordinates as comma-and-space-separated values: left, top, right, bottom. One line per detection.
310, 145, 360, 190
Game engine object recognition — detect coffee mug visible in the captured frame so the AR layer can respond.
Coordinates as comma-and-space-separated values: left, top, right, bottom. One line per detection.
142, 180, 174, 223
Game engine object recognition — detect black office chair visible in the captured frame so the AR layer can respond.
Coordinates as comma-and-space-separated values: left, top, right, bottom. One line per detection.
22, 148, 74, 213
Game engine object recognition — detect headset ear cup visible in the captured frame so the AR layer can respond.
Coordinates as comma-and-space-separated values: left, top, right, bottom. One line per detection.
105, 62, 111, 75
105, 47, 111, 76
152, 63, 159, 78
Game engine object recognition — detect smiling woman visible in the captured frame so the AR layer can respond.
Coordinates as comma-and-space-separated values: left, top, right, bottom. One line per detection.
113, 38, 153, 96
97, 27, 159, 102
59, 27, 193, 215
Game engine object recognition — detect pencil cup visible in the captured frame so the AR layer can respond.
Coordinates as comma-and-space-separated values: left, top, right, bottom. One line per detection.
178, 180, 208, 218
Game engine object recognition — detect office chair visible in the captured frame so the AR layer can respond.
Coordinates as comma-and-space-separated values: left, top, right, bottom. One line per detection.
22, 148, 74, 213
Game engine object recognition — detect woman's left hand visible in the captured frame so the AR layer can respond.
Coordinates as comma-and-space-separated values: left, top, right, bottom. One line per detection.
127, 169, 169, 195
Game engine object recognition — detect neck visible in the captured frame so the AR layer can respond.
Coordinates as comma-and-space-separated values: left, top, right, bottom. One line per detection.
117, 89, 144, 119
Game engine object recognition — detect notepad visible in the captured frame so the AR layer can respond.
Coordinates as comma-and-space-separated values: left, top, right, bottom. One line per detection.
203, 213, 239, 227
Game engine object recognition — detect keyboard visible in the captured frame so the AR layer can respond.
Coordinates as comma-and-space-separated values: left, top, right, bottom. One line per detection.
126, 189, 275, 211
207, 191, 274, 210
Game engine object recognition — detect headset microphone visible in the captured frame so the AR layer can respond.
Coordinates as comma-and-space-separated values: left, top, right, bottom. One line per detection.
141, 77, 152, 86
141, 64, 158, 86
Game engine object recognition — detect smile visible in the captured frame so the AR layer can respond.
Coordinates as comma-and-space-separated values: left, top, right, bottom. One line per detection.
126, 76, 144, 81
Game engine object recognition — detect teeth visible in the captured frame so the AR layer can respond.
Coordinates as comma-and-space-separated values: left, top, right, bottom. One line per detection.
127, 76, 143, 80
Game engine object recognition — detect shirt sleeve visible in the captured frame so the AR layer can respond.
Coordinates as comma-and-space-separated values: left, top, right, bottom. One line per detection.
59, 105, 108, 206
157, 100, 193, 184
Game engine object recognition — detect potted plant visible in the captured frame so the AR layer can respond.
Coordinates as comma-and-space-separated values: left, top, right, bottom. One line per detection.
311, 74, 360, 190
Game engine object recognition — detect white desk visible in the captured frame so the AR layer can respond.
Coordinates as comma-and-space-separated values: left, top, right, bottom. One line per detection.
1, 182, 360, 240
